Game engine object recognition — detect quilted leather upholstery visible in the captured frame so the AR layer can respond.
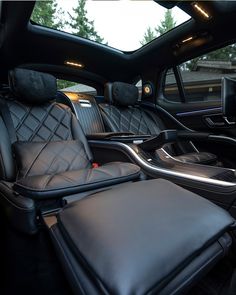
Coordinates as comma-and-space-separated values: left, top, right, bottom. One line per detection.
99, 102, 217, 165
14, 140, 91, 179
99, 104, 162, 135
0, 97, 141, 199
7, 100, 73, 142
14, 162, 141, 199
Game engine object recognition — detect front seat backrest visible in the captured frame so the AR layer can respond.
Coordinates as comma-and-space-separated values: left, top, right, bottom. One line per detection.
100, 82, 164, 135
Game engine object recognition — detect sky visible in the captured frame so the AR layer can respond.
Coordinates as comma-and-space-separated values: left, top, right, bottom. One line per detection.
57, 0, 190, 51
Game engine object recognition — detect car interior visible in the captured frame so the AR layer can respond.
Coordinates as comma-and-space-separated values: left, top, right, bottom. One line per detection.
2, 1, 236, 295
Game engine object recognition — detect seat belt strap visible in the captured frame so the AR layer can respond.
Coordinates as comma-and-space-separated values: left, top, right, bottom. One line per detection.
0, 99, 17, 143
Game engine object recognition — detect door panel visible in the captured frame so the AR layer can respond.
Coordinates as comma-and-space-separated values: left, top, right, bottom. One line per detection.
157, 99, 226, 131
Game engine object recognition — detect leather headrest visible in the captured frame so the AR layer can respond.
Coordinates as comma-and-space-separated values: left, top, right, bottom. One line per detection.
9, 68, 57, 105
104, 82, 139, 106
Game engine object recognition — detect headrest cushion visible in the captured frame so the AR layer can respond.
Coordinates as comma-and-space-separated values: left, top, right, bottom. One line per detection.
105, 82, 139, 106
9, 68, 57, 105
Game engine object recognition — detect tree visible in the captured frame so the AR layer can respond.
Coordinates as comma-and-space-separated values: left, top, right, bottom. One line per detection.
140, 27, 156, 46
68, 0, 105, 43
185, 44, 236, 71
57, 80, 77, 90
31, 0, 65, 30
156, 10, 176, 36
140, 10, 176, 46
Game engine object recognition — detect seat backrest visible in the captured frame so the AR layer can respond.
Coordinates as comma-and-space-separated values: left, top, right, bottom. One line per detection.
57, 92, 106, 135
0, 68, 93, 181
99, 82, 164, 135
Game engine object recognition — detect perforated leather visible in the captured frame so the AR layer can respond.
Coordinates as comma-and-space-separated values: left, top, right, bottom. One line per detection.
100, 104, 162, 135
7, 100, 73, 142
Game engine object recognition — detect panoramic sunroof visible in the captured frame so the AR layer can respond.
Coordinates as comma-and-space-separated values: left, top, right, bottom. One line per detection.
31, 0, 190, 52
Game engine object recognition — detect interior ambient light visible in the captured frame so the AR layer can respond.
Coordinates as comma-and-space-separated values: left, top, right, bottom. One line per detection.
182, 36, 193, 43
64, 61, 84, 68
193, 3, 210, 19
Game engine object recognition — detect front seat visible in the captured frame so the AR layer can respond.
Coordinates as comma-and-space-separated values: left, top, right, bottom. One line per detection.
99, 82, 217, 165
0, 68, 140, 233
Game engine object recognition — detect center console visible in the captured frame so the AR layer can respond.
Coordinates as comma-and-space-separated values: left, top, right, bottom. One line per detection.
88, 131, 236, 216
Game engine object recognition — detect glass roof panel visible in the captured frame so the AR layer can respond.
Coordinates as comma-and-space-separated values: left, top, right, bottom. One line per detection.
31, 0, 190, 52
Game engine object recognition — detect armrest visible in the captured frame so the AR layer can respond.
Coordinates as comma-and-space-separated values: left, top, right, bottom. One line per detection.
14, 163, 140, 199
138, 130, 212, 151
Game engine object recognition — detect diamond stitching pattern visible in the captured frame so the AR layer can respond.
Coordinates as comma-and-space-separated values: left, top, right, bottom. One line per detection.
8, 101, 73, 142
100, 105, 161, 135
15, 140, 90, 178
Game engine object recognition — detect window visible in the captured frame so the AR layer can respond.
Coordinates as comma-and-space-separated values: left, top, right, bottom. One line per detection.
57, 79, 97, 95
163, 43, 236, 102
31, 0, 190, 52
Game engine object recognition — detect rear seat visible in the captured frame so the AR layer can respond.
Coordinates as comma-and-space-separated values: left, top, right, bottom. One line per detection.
63, 82, 218, 165
99, 82, 218, 165
1, 68, 235, 295
0, 68, 140, 233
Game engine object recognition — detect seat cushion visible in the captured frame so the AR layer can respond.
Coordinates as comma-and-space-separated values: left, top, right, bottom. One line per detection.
13, 162, 140, 199
50, 179, 234, 295
175, 152, 217, 164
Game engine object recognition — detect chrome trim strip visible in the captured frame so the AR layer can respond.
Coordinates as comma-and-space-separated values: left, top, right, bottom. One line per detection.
79, 99, 92, 108
209, 134, 236, 145
161, 148, 182, 162
90, 140, 236, 188
189, 141, 199, 153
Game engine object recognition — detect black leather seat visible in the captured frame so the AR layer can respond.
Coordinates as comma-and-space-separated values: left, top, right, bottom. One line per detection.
48, 178, 235, 295
99, 82, 217, 165
2, 69, 234, 295
0, 68, 140, 233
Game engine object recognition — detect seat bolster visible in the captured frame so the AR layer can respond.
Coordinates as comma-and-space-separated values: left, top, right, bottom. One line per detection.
13, 162, 141, 199
99, 104, 120, 132
0, 181, 37, 234
0, 117, 16, 181
71, 114, 93, 162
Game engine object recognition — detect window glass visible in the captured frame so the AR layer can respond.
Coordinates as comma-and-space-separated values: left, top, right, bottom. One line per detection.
180, 44, 236, 102
31, 1, 190, 52
57, 79, 97, 95
163, 43, 236, 103
164, 68, 181, 102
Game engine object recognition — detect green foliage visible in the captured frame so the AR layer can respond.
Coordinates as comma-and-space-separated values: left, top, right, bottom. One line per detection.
140, 10, 176, 46
68, 0, 105, 43
140, 27, 156, 46
156, 10, 176, 36
185, 44, 236, 71
57, 79, 77, 90
31, 0, 65, 29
